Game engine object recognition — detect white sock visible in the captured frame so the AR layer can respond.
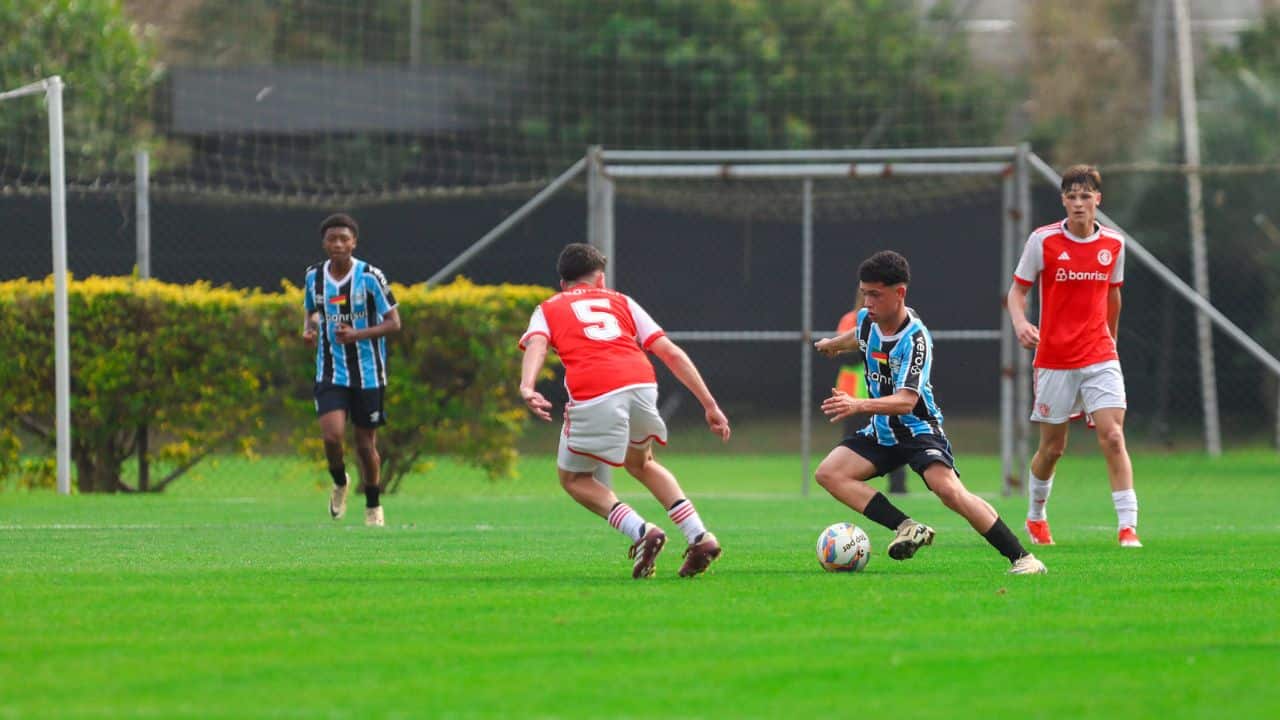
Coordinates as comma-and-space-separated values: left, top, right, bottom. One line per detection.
607, 502, 648, 542
667, 499, 708, 544
1112, 489, 1138, 529
1027, 473, 1053, 521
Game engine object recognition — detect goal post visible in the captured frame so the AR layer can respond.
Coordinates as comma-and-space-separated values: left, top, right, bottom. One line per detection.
589, 146, 1031, 495
0, 76, 71, 495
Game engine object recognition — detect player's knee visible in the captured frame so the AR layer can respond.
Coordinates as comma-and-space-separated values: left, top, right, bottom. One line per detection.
932, 482, 964, 509
1097, 427, 1126, 454
1039, 441, 1067, 463
623, 454, 649, 478
814, 462, 843, 491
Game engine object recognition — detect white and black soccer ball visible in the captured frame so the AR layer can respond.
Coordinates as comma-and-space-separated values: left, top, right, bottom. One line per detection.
816, 522, 871, 572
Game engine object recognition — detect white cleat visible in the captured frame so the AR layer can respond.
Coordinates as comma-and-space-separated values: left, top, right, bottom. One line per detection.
329, 474, 350, 519
365, 506, 385, 527
1009, 553, 1047, 575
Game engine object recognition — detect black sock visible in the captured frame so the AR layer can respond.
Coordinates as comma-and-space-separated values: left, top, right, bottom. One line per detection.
983, 517, 1028, 563
365, 485, 381, 509
863, 492, 910, 531
329, 465, 347, 486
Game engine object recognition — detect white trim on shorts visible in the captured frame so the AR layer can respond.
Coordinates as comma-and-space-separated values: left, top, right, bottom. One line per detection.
1031, 359, 1127, 424
558, 385, 667, 473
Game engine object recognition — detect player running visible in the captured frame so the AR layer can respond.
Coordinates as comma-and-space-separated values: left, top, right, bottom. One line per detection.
518, 243, 731, 579
814, 250, 1046, 575
1007, 164, 1141, 548
303, 213, 400, 527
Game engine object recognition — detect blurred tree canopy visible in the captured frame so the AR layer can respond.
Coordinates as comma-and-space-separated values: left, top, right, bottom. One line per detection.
157, 0, 1007, 160
0, 0, 160, 182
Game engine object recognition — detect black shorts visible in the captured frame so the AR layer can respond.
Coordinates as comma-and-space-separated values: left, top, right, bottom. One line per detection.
314, 382, 387, 428
839, 432, 958, 485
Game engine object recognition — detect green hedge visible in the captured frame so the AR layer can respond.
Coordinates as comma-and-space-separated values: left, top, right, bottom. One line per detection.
0, 276, 552, 492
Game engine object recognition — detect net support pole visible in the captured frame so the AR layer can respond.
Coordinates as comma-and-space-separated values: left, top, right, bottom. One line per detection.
1014, 143, 1033, 479
587, 146, 615, 287
587, 147, 615, 488
135, 149, 151, 491
428, 157, 586, 286
136, 150, 150, 279
48, 77, 71, 495
1174, 0, 1222, 456
1000, 171, 1016, 496
800, 179, 814, 496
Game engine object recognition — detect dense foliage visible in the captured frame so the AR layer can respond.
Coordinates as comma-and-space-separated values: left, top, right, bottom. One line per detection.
0, 276, 551, 492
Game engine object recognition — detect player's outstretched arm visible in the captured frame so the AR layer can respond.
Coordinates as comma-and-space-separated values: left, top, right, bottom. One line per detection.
813, 327, 859, 358
518, 334, 553, 422
649, 337, 730, 442
1006, 282, 1039, 350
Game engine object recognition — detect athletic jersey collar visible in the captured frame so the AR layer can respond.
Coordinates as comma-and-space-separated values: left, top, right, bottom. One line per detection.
873, 309, 918, 341
324, 258, 359, 286
1059, 219, 1101, 244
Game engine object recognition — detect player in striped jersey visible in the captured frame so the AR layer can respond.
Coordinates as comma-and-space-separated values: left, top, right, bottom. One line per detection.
814, 251, 1045, 575
302, 214, 401, 526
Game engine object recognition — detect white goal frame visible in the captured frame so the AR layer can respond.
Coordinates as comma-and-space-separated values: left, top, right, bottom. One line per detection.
1, 76, 71, 494
587, 146, 1034, 495
433, 145, 1280, 496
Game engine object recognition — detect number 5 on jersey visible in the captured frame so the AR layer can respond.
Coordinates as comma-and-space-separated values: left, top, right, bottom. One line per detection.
571, 299, 622, 341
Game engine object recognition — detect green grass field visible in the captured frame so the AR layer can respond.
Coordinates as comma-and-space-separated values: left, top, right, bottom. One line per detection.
2, 451, 1278, 719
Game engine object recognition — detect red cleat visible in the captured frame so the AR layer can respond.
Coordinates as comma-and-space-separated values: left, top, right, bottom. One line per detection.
1118, 526, 1143, 548
678, 532, 722, 577
1025, 518, 1055, 545
627, 524, 667, 579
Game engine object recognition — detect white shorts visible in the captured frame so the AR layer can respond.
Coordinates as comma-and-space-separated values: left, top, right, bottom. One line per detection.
558, 385, 668, 473
1031, 360, 1126, 424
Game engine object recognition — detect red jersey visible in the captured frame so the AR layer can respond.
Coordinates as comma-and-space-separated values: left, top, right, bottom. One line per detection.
1013, 220, 1124, 370
519, 287, 666, 401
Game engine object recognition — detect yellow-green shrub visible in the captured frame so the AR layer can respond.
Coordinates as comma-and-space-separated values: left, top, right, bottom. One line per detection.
275, 277, 554, 491
0, 276, 553, 492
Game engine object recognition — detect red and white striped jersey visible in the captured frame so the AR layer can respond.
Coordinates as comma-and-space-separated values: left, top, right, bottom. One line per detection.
1014, 220, 1124, 370
519, 286, 666, 401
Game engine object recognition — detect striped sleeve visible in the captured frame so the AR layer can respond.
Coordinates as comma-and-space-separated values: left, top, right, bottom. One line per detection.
304, 267, 317, 313
895, 329, 930, 394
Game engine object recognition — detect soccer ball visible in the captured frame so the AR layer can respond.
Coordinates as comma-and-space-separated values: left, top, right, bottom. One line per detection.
816, 522, 871, 572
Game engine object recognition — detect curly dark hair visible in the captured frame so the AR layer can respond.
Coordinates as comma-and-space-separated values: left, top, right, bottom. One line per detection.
557, 243, 607, 283
319, 213, 359, 239
858, 250, 910, 286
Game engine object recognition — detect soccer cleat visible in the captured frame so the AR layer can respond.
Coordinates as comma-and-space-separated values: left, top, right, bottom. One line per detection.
887, 520, 935, 561
1008, 553, 1048, 575
365, 506, 385, 527
627, 524, 667, 579
329, 474, 350, 519
1025, 518, 1055, 545
1118, 526, 1142, 547
678, 532, 722, 578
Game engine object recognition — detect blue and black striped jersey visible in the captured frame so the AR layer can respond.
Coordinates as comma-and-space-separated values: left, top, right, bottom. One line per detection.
851, 307, 945, 445
304, 258, 397, 389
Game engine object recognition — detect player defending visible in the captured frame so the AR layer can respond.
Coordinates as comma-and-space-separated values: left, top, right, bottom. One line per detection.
302, 213, 401, 526
1007, 165, 1141, 548
518, 243, 731, 579
814, 251, 1045, 575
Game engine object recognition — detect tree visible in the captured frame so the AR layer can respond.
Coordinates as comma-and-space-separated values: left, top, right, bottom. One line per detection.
0, 0, 160, 184
512, 0, 1007, 159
